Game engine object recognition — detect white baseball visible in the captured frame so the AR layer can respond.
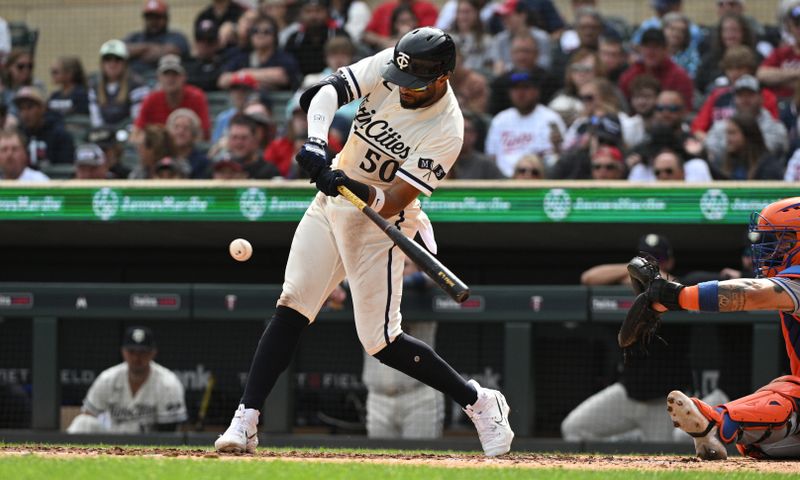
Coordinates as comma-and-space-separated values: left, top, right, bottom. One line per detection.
229, 238, 253, 261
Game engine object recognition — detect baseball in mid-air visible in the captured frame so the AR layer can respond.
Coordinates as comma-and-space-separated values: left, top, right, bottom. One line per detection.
229, 238, 253, 261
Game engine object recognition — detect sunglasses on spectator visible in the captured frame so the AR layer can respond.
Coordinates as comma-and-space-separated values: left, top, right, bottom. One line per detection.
580, 94, 595, 102
655, 104, 682, 112
654, 168, 675, 176
15, 63, 33, 71
591, 163, 619, 171
250, 27, 274, 36
102, 55, 124, 63
570, 64, 594, 73
515, 167, 541, 176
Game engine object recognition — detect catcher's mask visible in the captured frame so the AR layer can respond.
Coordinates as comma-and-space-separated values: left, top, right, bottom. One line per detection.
749, 197, 800, 278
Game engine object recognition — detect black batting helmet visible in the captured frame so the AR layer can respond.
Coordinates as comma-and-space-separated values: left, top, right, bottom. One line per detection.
381, 27, 456, 89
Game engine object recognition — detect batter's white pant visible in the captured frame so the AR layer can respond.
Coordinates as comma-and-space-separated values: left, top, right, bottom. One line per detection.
366, 385, 445, 439
561, 382, 675, 442
278, 192, 420, 355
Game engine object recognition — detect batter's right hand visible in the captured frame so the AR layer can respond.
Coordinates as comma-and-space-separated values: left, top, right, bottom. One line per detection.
295, 137, 328, 181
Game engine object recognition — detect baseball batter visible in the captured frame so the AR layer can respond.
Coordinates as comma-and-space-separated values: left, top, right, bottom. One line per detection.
215, 27, 513, 457
632, 197, 800, 459
66, 327, 187, 434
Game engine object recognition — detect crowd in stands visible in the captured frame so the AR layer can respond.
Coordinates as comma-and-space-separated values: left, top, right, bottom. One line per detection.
1, 0, 800, 182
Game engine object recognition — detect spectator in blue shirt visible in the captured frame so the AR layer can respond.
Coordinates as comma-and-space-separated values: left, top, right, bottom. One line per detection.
125, 0, 191, 75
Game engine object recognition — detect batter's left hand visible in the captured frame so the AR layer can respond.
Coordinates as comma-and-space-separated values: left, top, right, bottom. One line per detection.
315, 168, 346, 197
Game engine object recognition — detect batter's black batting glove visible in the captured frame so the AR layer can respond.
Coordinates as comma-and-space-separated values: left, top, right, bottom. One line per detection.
315, 167, 346, 197
295, 137, 329, 181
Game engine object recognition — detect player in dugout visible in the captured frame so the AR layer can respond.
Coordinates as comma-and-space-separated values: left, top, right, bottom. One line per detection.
626, 197, 800, 460
214, 27, 514, 457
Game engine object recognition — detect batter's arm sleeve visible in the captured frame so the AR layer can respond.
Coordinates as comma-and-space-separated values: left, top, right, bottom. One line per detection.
396, 134, 462, 196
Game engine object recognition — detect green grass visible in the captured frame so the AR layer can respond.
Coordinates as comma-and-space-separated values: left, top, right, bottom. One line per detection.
1, 446, 798, 480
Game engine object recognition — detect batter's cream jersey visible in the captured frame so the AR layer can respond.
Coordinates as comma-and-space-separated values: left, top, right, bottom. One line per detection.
82, 361, 187, 433
334, 48, 464, 197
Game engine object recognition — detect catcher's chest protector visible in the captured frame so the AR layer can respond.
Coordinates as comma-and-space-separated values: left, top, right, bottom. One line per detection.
776, 269, 800, 376
723, 376, 800, 426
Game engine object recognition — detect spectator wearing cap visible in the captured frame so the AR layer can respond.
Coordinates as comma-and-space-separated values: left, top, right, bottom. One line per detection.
692, 46, 778, 141
758, 5, 800, 99
124, 0, 190, 76
228, 114, 280, 178
129, 125, 174, 179
449, 112, 504, 179
195, 0, 247, 35
154, 156, 190, 179
134, 55, 211, 141
704, 75, 788, 163
550, 112, 623, 179
212, 152, 248, 179
219, 14, 301, 91
14, 87, 75, 166
362, 0, 437, 50
589, 144, 626, 180
0, 130, 50, 182
1, 49, 46, 117
619, 28, 693, 108
486, 70, 566, 177
48, 56, 90, 116
489, 0, 551, 75
166, 108, 210, 178
73, 144, 111, 180
488, 32, 558, 115
185, 20, 225, 92
66, 326, 187, 434
285, 0, 350, 76
88, 40, 150, 129
212, 72, 258, 144
87, 127, 131, 179
630, 0, 704, 52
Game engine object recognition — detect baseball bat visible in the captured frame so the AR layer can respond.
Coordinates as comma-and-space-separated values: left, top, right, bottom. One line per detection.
195, 373, 215, 432
337, 185, 470, 303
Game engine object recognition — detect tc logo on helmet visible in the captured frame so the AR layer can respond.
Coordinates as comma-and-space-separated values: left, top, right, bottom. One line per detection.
396, 52, 410, 70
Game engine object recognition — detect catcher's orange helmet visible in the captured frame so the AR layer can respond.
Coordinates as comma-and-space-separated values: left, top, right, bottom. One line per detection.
749, 197, 800, 277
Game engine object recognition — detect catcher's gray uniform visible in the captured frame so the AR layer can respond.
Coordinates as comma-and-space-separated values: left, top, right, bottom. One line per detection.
277, 48, 464, 355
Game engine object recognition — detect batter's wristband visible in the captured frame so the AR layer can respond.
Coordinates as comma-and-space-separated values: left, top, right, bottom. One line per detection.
370, 187, 386, 213
697, 281, 720, 312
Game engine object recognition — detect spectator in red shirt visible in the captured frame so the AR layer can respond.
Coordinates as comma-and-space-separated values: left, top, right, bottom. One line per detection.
619, 28, 693, 110
134, 54, 211, 140
363, 0, 437, 50
691, 46, 778, 141
757, 4, 800, 99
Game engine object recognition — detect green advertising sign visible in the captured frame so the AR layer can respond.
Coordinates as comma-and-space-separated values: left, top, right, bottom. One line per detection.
0, 184, 793, 224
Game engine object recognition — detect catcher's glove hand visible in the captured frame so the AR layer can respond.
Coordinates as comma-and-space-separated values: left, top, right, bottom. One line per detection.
618, 255, 685, 354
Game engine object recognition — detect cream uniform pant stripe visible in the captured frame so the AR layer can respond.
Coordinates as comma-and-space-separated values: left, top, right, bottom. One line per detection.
278, 192, 418, 354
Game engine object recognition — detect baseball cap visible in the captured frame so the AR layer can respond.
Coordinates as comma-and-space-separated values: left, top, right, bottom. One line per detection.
733, 74, 760, 93
157, 54, 184, 75
637, 233, 673, 262
229, 72, 258, 90
195, 19, 219, 42
155, 156, 190, 176
88, 127, 116, 147
589, 114, 623, 146
640, 28, 667, 47
508, 70, 540, 88
75, 144, 106, 167
651, 0, 680, 12
496, 0, 528, 16
13, 86, 45, 106
213, 153, 245, 173
122, 326, 156, 350
99, 39, 129, 59
592, 145, 623, 162
143, 0, 168, 15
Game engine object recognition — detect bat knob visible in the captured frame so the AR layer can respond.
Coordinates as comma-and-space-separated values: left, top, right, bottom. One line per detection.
455, 290, 470, 303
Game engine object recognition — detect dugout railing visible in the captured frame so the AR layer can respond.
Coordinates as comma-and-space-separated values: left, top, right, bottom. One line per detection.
0, 282, 779, 439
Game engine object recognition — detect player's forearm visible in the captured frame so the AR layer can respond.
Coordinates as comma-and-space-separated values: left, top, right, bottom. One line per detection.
579, 264, 629, 285
674, 278, 794, 312
307, 85, 338, 140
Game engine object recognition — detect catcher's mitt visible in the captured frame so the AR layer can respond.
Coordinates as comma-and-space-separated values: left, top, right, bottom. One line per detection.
618, 255, 664, 352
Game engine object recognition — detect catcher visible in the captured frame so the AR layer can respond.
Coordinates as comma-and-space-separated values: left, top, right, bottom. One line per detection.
620, 197, 800, 460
